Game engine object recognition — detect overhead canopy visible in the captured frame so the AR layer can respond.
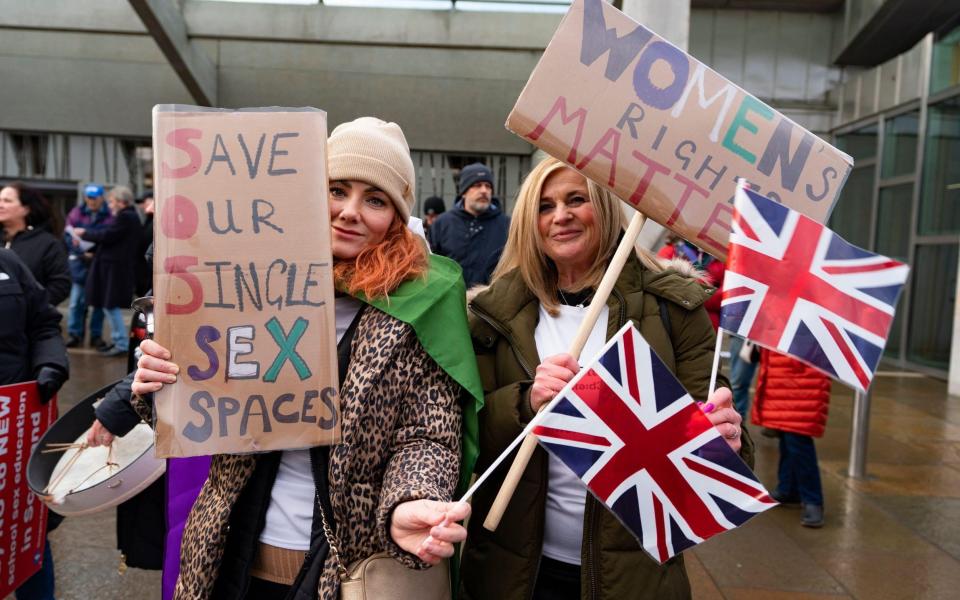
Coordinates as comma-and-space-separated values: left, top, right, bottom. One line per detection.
836, 0, 960, 66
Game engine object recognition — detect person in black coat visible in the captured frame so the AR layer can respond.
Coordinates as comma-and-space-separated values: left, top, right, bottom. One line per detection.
84, 240, 165, 571
429, 162, 510, 288
0, 182, 71, 305
74, 186, 142, 357
134, 190, 154, 298
0, 248, 69, 600
84, 369, 166, 571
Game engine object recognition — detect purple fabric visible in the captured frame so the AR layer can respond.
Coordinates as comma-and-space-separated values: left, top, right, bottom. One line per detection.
163, 456, 211, 600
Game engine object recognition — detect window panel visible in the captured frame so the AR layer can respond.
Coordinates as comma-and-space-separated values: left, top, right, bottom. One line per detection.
906, 244, 958, 370
931, 24, 960, 94
836, 123, 878, 162
919, 97, 960, 235
876, 183, 912, 260
881, 111, 918, 178
829, 166, 873, 249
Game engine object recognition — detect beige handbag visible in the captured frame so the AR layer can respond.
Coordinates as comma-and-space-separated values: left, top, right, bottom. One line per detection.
318, 499, 451, 600
339, 552, 450, 600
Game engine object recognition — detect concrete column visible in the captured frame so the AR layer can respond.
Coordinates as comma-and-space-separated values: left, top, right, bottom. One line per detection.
618, 0, 691, 251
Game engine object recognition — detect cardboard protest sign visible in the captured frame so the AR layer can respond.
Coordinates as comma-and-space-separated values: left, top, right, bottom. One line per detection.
507, 0, 853, 259
152, 106, 338, 458
0, 382, 55, 597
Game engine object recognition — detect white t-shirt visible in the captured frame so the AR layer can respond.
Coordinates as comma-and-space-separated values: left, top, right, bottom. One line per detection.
534, 301, 609, 565
259, 295, 363, 550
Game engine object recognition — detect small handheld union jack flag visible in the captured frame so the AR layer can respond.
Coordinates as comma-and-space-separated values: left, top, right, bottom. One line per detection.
531, 323, 776, 564
721, 182, 910, 391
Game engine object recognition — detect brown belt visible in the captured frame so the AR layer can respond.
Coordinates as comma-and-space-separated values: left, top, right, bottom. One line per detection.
250, 543, 308, 586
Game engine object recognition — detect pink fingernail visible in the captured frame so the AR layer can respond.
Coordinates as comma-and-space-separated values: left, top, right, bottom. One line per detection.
702, 402, 715, 413
697, 401, 704, 406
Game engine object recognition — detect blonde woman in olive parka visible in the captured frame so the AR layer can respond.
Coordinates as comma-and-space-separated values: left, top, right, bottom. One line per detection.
459, 158, 754, 600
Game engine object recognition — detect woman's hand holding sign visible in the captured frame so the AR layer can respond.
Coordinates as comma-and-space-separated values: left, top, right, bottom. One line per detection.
132, 337, 338, 443
132, 339, 179, 396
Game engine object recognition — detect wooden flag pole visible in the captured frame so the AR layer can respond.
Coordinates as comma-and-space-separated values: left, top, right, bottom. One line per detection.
482, 211, 647, 531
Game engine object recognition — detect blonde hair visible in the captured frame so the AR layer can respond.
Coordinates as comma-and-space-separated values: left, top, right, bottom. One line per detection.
491, 157, 662, 315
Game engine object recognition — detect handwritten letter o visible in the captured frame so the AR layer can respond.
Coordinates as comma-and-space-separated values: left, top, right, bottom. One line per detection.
161, 195, 199, 240
633, 41, 690, 111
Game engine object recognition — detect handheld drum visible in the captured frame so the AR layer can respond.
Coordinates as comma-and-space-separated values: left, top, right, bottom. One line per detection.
27, 381, 165, 517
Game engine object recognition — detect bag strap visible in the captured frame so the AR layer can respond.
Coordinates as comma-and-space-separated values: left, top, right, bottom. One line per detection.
317, 301, 368, 582
317, 497, 349, 581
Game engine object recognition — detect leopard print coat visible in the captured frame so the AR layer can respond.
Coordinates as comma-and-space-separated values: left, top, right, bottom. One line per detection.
133, 307, 462, 600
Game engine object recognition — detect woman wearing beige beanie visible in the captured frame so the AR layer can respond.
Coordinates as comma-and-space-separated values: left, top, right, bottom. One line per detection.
130, 117, 484, 599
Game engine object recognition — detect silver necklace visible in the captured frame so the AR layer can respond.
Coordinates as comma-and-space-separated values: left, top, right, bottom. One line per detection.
558, 288, 593, 308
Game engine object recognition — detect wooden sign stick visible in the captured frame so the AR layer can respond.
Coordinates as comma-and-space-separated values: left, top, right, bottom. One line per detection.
483, 211, 647, 531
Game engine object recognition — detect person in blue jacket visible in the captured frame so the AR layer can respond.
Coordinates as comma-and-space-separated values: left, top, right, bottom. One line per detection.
64, 184, 114, 349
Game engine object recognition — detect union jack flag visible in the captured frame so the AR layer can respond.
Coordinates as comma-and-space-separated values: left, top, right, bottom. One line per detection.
531, 323, 776, 564
721, 182, 910, 391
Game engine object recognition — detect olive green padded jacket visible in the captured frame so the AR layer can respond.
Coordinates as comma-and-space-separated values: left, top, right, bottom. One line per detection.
460, 253, 754, 600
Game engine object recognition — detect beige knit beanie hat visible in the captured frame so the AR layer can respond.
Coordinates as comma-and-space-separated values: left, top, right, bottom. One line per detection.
327, 117, 415, 222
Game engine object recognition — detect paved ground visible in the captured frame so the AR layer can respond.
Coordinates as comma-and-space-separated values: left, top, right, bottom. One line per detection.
687, 373, 960, 599
8, 332, 960, 599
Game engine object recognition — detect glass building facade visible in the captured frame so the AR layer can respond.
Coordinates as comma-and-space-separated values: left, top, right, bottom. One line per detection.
831, 22, 960, 375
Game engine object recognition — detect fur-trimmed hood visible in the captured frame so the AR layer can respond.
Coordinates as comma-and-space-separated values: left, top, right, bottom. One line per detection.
658, 255, 706, 281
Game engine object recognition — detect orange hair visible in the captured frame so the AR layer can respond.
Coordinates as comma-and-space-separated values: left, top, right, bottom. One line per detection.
334, 217, 428, 299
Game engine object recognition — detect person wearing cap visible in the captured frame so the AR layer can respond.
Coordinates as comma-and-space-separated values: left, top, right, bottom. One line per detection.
429, 162, 510, 288
123, 117, 483, 599
73, 185, 142, 357
64, 183, 114, 349
422, 195, 445, 242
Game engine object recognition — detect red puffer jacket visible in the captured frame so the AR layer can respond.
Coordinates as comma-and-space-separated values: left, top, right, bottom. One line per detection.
751, 350, 831, 437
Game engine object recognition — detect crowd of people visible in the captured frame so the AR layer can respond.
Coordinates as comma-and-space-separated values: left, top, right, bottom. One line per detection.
2, 116, 831, 600
1, 180, 154, 598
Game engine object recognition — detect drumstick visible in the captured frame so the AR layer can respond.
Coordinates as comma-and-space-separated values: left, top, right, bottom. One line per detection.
41, 444, 86, 454
46, 446, 86, 494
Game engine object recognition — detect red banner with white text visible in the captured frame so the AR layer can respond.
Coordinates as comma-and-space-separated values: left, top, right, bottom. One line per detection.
0, 381, 56, 597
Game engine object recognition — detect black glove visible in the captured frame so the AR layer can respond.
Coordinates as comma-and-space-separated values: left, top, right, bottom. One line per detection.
35, 366, 68, 403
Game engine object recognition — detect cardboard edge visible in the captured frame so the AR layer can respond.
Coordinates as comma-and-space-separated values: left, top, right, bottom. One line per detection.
504, 0, 583, 136
153, 104, 325, 114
